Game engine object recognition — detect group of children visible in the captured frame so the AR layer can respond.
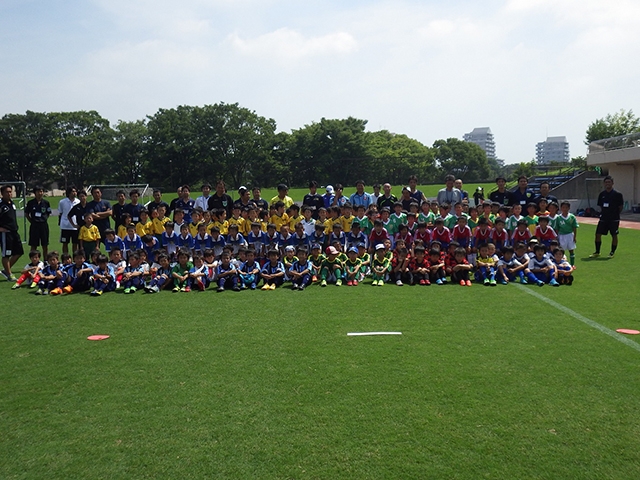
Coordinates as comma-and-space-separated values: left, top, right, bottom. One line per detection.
11, 193, 577, 294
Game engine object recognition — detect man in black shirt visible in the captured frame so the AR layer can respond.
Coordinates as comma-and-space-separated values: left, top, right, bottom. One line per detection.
377, 183, 398, 210
25, 186, 52, 257
251, 186, 269, 213
86, 186, 112, 238
533, 182, 558, 207
302, 181, 325, 219
591, 175, 624, 258
207, 180, 234, 218
489, 176, 513, 206
0, 185, 24, 280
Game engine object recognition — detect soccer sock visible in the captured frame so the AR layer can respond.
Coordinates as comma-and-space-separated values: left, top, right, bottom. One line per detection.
569, 253, 575, 265
595, 241, 601, 254
527, 272, 539, 283
611, 244, 618, 254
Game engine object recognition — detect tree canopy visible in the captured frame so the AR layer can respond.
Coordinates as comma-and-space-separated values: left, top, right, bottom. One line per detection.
585, 109, 640, 144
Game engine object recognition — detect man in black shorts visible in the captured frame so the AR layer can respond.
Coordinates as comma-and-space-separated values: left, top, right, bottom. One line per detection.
591, 175, 624, 258
25, 185, 52, 257
0, 185, 24, 281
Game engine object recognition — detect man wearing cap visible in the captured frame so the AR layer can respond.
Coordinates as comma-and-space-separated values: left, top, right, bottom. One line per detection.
303, 181, 325, 219
349, 180, 373, 208
376, 183, 398, 210
270, 184, 294, 209
437, 175, 463, 205
489, 176, 512, 206
323, 185, 335, 209
234, 186, 256, 210
207, 180, 234, 218
195, 183, 213, 211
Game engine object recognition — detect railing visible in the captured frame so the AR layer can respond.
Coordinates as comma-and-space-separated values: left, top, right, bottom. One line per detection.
589, 132, 640, 153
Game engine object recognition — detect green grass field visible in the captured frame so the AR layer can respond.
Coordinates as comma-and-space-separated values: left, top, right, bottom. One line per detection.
2, 219, 640, 478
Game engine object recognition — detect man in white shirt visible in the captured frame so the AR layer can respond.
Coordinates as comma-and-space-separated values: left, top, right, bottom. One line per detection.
58, 185, 80, 255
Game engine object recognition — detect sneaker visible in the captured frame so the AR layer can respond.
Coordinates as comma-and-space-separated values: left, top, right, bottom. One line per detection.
63, 285, 73, 294
292, 283, 299, 290
50, 287, 62, 295
90, 289, 98, 296
371, 279, 378, 286
459, 280, 465, 286
250, 283, 257, 290
312, 275, 318, 283
336, 279, 342, 286
152, 285, 160, 293
499, 279, 508, 285
347, 281, 353, 286
589, 252, 600, 258
490, 279, 497, 286
550, 278, 560, 287
143, 286, 152, 293
0, 270, 8, 280
261, 283, 270, 290
6, 273, 17, 282
378, 280, 384, 286
115, 281, 122, 290
299, 285, 306, 291
609, 252, 615, 258
96, 290, 103, 296
567, 275, 574, 286
537, 281, 545, 287
233, 285, 241, 292
30, 281, 37, 289
130, 287, 137, 293
321, 280, 327, 287
436, 279, 443, 285
466, 280, 472, 287
184, 286, 191, 292
353, 280, 358, 286
172, 286, 180, 293
396, 280, 403, 286
11, 283, 20, 290
420, 279, 426, 285
217, 286, 225, 292
124, 288, 131, 294
42, 290, 49, 295
519, 276, 528, 285
484, 278, 490, 286
35, 288, 43, 295
425, 280, 431, 286
269, 283, 276, 290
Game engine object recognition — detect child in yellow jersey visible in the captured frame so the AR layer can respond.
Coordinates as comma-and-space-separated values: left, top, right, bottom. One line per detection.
79, 214, 101, 254
269, 201, 289, 232
152, 205, 170, 239
315, 207, 330, 234
288, 204, 302, 231
525, 202, 539, 235
227, 204, 245, 234
189, 208, 204, 237
475, 243, 497, 285
118, 213, 133, 239
136, 209, 154, 237
340, 202, 355, 233
208, 208, 229, 235
325, 206, 341, 234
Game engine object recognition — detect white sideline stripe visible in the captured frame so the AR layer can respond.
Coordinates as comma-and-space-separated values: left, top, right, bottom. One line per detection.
514, 283, 640, 353
347, 332, 402, 336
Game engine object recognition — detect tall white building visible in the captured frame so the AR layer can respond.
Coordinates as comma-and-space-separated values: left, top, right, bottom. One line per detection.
536, 136, 570, 164
463, 127, 496, 159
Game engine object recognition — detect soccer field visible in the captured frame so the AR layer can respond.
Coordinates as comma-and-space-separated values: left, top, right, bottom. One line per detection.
2, 222, 640, 478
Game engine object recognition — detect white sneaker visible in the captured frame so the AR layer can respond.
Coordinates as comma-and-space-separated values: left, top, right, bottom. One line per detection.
396, 280, 403, 286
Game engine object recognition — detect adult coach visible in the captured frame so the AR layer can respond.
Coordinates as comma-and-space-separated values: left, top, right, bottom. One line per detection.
591, 175, 624, 258
489, 176, 512, 206
86, 186, 112, 238
436, 175, 462, 205
58, 186, 79, 255
511, 176, 534, 207
25, 185, 52, 257
208, 180, 234, 218
303, 181, 325, 218
0, 185, 24, 281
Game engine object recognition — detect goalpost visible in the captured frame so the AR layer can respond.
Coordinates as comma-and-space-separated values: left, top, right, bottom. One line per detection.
0, 181, 27, 243
86, 184, 151, 205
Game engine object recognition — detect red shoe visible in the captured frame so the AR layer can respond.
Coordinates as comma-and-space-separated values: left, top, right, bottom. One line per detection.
312, 275, 318, 283
184, 286, 191, 292
460, 280, 466, 286
419, 279, 426, 285
466, 280, 472, 286
425, 280, 431, 285
353, 280, 358, 286
347, 280, 353, 286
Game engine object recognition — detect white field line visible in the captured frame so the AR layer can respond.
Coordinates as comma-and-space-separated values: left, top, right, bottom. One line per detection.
347, 332, 402, 336
514, 283, 640, 353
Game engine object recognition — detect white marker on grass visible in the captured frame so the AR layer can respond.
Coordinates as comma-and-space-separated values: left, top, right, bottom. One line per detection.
347, 332, 402, 336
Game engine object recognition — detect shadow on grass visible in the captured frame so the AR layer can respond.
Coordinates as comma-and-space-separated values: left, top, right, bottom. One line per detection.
580, 256, 613, 262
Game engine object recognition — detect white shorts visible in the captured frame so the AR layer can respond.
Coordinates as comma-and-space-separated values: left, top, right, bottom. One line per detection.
558, 233, 576, 251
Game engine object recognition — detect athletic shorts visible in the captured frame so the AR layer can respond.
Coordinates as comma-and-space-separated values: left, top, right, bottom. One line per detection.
29, 222, 49, 247
0, 231, 24, 258
596, 219, 619, 236
558, 233, 576, 251
60, 229, 79, 244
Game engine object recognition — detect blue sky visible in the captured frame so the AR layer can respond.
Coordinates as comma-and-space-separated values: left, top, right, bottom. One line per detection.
1, 0, 639, 164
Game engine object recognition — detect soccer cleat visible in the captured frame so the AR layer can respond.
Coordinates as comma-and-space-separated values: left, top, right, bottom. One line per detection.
11, 283, 20, 290
537, 281, 545, 287
35, 288, 43, 295
152, 285, 160, 293
520, 277, 528, 285
42, 290, 49, 295
172, 286, 180, 293
353, 280, 358, 286
321, 280, 327, 287
250, 283, 257, 290
90, 289, 98, 296
425, 280, 431, 285
466, 280, 472, 287
490, 279, 497, 286
269, 283, 276, 290
484, 278, 490, 286
347, 281, 353, 286
609, 252, 615, 258
130, 287, 137, 293
0, 270, 8, 280
124, 288, 131, 294
589, 252, 600, 258
335, 279, 342, 286
420, 279, 426, 285
436, 279, 443, 285
261, 283, 270, 290
217, 286, 225, 292
30, 281, 37, 288
63, 285, 73, 294
378, 280, 384, 286
396, 280, 403, 286
499, 279, 508, 285
96, 290, 103, 296
550, 278, 560, 287
292, 284, 299, 290
233, 285, 241, 292
299, 285, 306, 291
50, 287, 62, 295
371, 279, 378, 286
7, 274, 17, 282
184, 286, 191, 292
460, 280, 466, 286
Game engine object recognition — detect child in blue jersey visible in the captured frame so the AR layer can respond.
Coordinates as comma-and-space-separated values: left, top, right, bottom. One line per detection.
161, 221, 179, 260
346, 222, 367, 251
177, 223, 194, 254
62, 250, 94, 294
215, 251, 239, 292
90, 254, 115, 296
193, 223, 212, 255
239, 249, 261, 290
121, 252, 145, 293
103, 228, 125, 254
328, 223, 347, 252
552, 248, 575, 285
290, 222, 309, 249
37, 251, 67, 295
310, 223, 327, 251
264, 223, 280, 253
261, 249, 285, 290
247, 222, 267, 261
145, 253, 172, 293
289, 247, 312, 290
526, 244, 559, 286
123, 224, 144, 260
226, 223, 246, 256
209, 226, 226, 259
189, 254, 210, 291
141, 234, 161, 264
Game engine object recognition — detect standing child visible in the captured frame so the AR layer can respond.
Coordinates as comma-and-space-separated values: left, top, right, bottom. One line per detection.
123, 224, 143, 259
556, 201, 579, 265
534, 216, 557, 248
78, 214, 101, 255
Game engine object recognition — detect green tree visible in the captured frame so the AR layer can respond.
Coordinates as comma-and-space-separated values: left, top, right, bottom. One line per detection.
585, 109, 640, 144
0, 111, 55, 192
432, 138, 490, 182
108, 120, 148, 184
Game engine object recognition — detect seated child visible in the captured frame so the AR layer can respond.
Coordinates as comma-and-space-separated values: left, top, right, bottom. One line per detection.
145, 252, 173, 293
355, 243, 370, 281
527, 244, 559, 286
239, 249, 261, 290
309, 243, 325, 282
63, 250, 94, 294
103, 228, 125, 254
91, 254, 115, 296
282, 245, 298, 278
215, 251, 240, 292
552, 248, 575, 285
108, 247, 126, 289
12, 250, 43, 290
497, 246, 526, 284
37, 251, 67, 295
390, 246, 412, 286
320, 246, 344, 287
475, 243, 497, 286
343, 246, 363, 286
171, 249, 193, 292
289, 247, 312, 290
189, 254, 210, 292
449, 247, 472, 286
261, 249, 285, 290
371, 244, 391, 286
428, 248, 447, 285
122, 252, 145, 294
409, 245, 430, 285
